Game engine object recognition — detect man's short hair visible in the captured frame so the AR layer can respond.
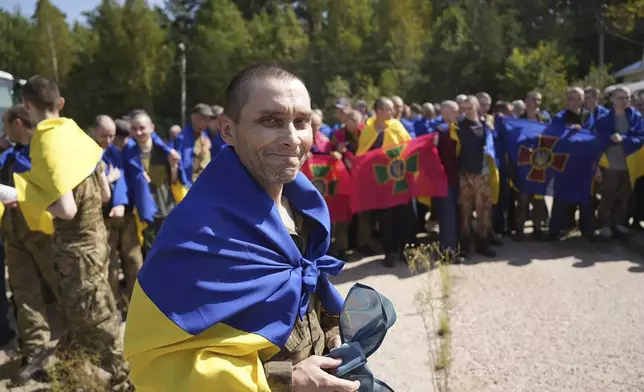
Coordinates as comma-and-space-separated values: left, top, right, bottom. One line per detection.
224, 64, 303, 124
512, 99, 526, 110
347, 109, 362, 123
21, 75, 60, 112
441, 100, 459, 111
584, 86, 600, 98
612, 85, 631, 97
192, 103, 214, 118
525, 90, 542, 101
129, 109, 152, 124
391, 96, 404, 106
567, 86, 584, 98
455, 94, 467, 103
464, 95, 480, 107
476, 92, 492, 105
114, 119, 131, 137
211, 105, 224, 118
5, 104, 33, 129
493, 100, 512, 115
374, 97, 393, 111
411, 103, 422, 114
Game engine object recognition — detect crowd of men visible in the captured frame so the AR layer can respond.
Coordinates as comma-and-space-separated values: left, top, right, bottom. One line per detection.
0, 70, 642, 389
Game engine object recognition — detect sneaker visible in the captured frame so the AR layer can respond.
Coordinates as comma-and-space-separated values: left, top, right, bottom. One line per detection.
475, 240, 497, 258
383, 253, 398, 268
614, 224, 631, 237
488, 232, 504, 246
598, 226, 612, 239
452, 253, 466, 265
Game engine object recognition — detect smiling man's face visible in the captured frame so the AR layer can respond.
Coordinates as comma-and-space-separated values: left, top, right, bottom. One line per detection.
221, 78, 313, 185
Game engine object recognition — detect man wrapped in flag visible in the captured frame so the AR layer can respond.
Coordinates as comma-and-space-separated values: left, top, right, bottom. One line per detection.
595, 85, 644, 239
125, 65, 360, 392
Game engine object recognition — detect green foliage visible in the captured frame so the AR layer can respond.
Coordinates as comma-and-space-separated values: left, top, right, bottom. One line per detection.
572, 65, 617, 92
1, 0, 643, 128
498, 41, 569, 113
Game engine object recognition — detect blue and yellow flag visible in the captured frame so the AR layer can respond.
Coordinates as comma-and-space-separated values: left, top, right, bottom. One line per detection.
13, 118, 102, 233
596, 107, 644, 186
0, 145, 51, 230
124, 146, 345, 391
102, 145, 129, 208
503, 118, 604, 204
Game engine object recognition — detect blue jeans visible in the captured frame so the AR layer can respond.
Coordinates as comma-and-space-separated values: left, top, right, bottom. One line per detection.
436, 187, 459, 251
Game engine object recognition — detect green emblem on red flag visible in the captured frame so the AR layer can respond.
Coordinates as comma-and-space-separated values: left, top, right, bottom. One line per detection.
373, 145, 419, 194
310, 164, 337, 196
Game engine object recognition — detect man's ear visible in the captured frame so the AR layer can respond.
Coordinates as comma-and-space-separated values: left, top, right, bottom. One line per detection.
218, 115, 235, 146
58, 97, 66, 111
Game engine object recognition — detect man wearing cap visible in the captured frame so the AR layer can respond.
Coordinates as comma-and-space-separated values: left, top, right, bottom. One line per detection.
175, 103, 214, 184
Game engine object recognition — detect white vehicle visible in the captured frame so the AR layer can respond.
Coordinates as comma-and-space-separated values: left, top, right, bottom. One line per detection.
0, 70, 24, 137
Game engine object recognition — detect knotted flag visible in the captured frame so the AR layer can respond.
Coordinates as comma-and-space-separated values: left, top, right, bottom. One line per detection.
301, 155, 353, 223
350, 134, 447, 213
124, 146, 346, 391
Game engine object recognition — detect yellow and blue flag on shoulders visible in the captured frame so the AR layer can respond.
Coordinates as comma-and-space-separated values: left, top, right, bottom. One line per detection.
0, 145, 53, 232
596, 107, 644, 186
502, 118, 605, 204
124, 146, 345, 391
13, 118, 102, 233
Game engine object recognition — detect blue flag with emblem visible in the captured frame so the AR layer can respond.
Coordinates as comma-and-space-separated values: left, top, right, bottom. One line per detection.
503, 118, 606, 204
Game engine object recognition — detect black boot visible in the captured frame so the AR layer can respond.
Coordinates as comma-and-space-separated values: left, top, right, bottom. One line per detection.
458, 236, 472, 261
475, 238, 497, 258
488, 232, 504, 246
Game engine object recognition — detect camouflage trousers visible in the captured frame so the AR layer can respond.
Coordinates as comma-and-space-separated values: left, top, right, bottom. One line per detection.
459, 172, 492, 237
105, 214, 144, 311
52, 239, 131, 391
5, 232, 57, 358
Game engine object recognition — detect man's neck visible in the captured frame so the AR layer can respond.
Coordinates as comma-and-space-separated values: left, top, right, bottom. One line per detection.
569, 107, 581, 114
466, 115, 479, 122
615, 107, 626, 116
138, 137, 153, 152
34, 111, 59, 125
526, 108, 539, 118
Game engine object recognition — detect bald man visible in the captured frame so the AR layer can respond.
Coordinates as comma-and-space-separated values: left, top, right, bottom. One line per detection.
94, 115, 144, 312
391, 96, 416, 137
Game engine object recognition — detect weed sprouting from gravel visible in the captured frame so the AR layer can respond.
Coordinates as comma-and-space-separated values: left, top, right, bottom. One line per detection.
405, 242, 454, 392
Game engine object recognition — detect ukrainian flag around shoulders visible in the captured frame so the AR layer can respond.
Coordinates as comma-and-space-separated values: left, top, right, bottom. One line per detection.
13, 118, 101, 233
124, 146, 345, 391
503, 118, 604, 204
596, 107, 644, 186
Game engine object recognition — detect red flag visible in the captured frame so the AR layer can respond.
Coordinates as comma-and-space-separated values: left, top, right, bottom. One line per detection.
301, 155, 353, 223
350, 134, 448, 213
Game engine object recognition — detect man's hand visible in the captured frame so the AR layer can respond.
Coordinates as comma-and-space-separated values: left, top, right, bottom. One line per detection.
336, 142, 348, 153
610, 133, 623, 143
331, 151, 343, 160
198, 135, 211, 157
168, 149, 181, 166
109, 205, 125, 218
106, 165, 121, 184
143, 171, 151, 184
570, 124, 582, 131
292, 356, 360, 392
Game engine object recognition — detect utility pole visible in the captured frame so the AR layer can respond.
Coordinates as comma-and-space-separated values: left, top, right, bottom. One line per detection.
179, 42, 186, 128
46, 20, 59, 83
597, 8, 606, 87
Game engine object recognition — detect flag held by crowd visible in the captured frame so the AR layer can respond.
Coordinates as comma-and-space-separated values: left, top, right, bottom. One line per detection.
301, 155, 352, 223
350, 134, 448, 213
503, 118, 604, 204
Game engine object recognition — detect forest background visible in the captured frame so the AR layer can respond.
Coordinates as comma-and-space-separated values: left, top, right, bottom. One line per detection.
2, 0, 644, 133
